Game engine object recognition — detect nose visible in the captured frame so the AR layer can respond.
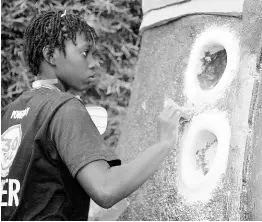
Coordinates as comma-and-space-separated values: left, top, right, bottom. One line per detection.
88, 55, 100, 69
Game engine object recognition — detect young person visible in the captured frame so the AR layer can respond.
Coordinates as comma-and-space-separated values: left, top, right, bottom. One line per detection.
1, 10, 190, 220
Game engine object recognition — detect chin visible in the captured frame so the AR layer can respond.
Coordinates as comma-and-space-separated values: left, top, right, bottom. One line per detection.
77, 84, 91, 91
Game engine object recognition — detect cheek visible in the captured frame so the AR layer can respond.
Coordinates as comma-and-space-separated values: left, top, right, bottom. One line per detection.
56, 55, 89, 88
68, 57, 88, 75
58, 56, 86, 75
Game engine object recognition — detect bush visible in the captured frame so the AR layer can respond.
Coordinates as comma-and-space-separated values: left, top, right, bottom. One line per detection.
1, 0, 142, 149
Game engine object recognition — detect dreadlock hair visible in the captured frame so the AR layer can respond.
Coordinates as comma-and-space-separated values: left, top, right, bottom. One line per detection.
23, 10, 97, 76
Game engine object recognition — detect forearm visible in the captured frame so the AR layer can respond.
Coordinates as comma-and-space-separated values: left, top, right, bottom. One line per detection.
103, 142, 170, 207
77, 100, 187, 208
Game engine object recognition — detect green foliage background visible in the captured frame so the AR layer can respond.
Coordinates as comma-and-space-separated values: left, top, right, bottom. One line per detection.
1, 0, 142, 149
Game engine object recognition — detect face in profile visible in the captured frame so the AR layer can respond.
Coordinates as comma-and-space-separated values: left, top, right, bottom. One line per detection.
54, 32, 99, 91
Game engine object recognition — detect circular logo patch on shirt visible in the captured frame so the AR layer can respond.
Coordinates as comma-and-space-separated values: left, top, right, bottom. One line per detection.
1, 124, 22, 178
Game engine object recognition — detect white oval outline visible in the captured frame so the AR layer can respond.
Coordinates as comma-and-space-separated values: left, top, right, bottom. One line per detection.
184, 26, 240, 105
178, 111, 231, 201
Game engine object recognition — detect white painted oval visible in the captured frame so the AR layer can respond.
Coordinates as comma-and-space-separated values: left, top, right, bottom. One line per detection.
184, 26, 240, 106
178, 111, 231, 202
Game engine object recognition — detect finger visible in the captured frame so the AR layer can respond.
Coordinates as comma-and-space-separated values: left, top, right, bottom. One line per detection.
169, 110, 191, 125
161, 106, 175, 119
167, 107, 180, 119
170, 109, 180, 120
162, 100, 194, 122
163, 105, 173, 114
160, 105, 172, 115
164, 98, 176, 108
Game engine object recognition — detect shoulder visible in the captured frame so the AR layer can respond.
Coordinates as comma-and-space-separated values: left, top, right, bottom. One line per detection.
29, 89, 83, 112
55, 95, 86, 113
49, 94, 91, 125
38, 89, 77, 103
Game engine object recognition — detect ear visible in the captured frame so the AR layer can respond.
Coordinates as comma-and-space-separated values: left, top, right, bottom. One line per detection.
42, 46, 57, 65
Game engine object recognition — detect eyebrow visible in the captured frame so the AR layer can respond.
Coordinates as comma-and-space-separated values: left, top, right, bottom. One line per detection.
78, 43, 91, 49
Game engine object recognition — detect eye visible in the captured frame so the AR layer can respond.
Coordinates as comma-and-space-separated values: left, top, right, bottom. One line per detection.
81, 50, 89, 57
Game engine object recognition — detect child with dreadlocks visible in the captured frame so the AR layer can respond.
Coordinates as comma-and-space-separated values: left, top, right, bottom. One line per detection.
1, 10, 190, 220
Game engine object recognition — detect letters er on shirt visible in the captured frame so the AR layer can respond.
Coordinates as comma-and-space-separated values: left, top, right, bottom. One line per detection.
1, 124, 23, 207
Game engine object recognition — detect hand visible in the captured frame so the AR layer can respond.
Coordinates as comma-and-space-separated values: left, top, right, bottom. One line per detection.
157, 105, 192, 151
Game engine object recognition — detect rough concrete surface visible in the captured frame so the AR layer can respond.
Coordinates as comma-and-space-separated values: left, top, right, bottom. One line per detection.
116, 14, 255, 220
240, 0, 262, 220
91, 0, 262, 221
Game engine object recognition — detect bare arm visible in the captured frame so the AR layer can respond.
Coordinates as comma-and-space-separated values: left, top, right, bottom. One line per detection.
76, 106, 190, 208
77, 141, 170, 208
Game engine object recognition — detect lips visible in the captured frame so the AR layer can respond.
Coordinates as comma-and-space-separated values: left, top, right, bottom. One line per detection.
86, 74, 99, 86
87, 75, 96, 81
86, 72, 95, 79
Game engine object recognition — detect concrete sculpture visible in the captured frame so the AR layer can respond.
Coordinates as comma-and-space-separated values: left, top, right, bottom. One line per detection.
114, 0, 262, 220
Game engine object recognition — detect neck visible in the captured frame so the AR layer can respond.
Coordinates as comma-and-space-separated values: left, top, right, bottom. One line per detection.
37, 75, 67, 92
38, 63, 68, 92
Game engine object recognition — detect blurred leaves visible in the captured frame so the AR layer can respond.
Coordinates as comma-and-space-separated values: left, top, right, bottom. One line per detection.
1, 0, 142, 149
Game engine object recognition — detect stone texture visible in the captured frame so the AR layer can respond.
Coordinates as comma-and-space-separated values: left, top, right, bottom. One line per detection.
240, 0, 262, 220
116, 15, 254, 220
109, 0, 262, 220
